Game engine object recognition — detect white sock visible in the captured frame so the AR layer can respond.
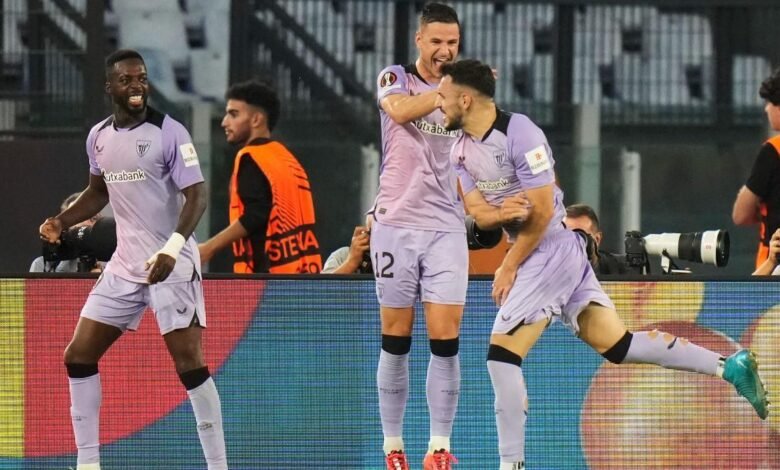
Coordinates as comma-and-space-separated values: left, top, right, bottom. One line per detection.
188, 377, 227, 470
383, 436, 404, 454
499, 462, 525, 470
428, 435, 450, 453
69, 374, 101, 465
76, 463, 101, 470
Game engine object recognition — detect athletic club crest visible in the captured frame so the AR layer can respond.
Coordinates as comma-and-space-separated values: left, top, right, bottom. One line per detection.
493, 151, 507, 166
136, 139, 151, 158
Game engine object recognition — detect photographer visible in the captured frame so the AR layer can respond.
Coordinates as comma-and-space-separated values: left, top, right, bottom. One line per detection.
30, 192, 104, 273
322, 225, 372, 274
563, 203, 627, 275
753, 228, 780, 275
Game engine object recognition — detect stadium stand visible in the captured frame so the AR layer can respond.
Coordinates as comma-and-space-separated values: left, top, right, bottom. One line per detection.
733, 55, 772, 108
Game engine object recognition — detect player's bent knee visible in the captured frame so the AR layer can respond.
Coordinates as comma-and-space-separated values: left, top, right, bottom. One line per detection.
382, 334, 412, 355
601, 331, 633, 364
65, 362, 98, 378
486, 344, 523, 367
63, 344, 95, 366
430, 337, 459, 357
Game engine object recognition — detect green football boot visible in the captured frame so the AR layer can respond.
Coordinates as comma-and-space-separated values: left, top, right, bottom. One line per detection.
722, 349, 769, 420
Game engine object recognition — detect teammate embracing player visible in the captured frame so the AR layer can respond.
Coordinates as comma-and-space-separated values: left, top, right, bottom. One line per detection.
436, 58, 769, 470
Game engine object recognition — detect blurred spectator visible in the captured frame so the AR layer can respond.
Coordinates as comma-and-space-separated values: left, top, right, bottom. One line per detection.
322, 225, 372, 274
30, 192, 102, 273
732, 67, 780, 268
199, 80, 322, 273
563, 203, 626, 275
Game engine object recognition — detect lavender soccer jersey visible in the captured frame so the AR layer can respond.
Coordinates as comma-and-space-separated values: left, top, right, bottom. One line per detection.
374, 64, 464, 232
454, 110, 613, 332
87, 107, 204, 284
453, 110, 565, 241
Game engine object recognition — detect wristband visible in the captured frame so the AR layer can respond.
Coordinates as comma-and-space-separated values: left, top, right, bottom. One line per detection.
159, 232, 186, 260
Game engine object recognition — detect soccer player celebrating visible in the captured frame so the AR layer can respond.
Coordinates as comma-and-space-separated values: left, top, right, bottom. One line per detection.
371, 3, 524, 469
39, 49, 226, 470
436, 58, 769, 470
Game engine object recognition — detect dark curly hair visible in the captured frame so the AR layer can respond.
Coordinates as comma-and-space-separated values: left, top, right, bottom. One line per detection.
225, 80, 281, 131
440, 59, 495, 98
759, 67, 780, 105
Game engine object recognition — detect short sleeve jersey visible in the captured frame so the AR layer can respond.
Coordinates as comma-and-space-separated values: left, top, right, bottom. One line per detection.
373, 63, 464, 232
86, 107, 204, 283
745, 138, 780, 246
453, 110, 565, 241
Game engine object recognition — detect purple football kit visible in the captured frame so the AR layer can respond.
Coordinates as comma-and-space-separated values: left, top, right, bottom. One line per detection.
81, 107, 206, 334
372, 63, 467, 307
454, 109, 614, 333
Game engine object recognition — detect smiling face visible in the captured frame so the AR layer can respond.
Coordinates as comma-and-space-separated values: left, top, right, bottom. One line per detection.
436, 75, 466, 131
415, 21, 460, 81
106, 58, 148, 116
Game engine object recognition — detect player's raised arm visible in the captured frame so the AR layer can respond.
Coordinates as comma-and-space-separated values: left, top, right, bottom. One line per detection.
380, 90, 439, 125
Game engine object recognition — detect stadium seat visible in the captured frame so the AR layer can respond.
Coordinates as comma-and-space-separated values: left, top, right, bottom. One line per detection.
613, 55, 694, 105
613, 54, 644, 103
136, 47, 198, 104
646, 13, 713, 65
2, 0, 26, 70
111, 0, 181, 14
645, 58, 690, 105
506, 3, 554, 30
573, 57, 606, 103
202, 7, 229, 55
532, 54, 554, 102
118, 10, 190, 75
190, 49, 227, 101
611, 5, 659, 29
0, 99, 16, 131
575, 7, 621, 64
733, 55, 772, 107
184, 0, 229, 15
348, 1, 393, 89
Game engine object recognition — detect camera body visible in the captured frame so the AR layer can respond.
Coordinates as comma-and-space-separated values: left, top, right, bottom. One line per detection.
359, 250, 373, 274
623, 230, 650, 274
465, 215, 503, 250
42, 217, 117, 272
620, 229, 729, 274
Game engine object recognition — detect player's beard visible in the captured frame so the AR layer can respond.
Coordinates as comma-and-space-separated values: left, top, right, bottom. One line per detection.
444, 112, 463, 131
226, 127, 250, 146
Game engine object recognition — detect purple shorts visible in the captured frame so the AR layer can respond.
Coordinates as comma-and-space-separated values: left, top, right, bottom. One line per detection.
370, 221, 468, 308
81, 271, 206, 335
493, 229, 614, 335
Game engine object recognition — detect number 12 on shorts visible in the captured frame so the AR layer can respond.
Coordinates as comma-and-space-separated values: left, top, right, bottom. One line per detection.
374, 252, 394, 278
